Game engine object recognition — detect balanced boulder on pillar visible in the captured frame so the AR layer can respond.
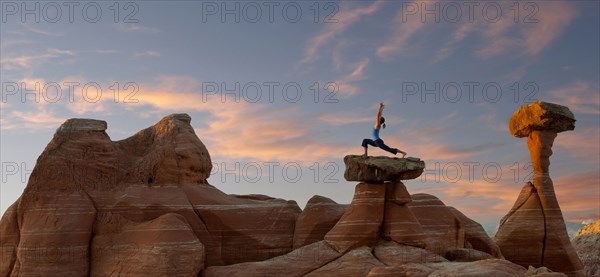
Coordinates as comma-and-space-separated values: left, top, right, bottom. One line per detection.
496, 101, 584, 277
343, 155, 425, 182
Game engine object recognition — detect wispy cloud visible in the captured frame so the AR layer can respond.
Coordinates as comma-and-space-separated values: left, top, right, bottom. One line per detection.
422, 1, 578, 62
521, 2, 577, 56
376, 0, 429, 60
299, 1, 383, 65
122, 76, 354, 162
93, 50, 119, 55
431, 22, 476, 63
47, 48, 76, 56
133, 50, 161, 58
335, 58, 369, 96
553, 171, 600, 222
554, 126, 600, 163
549, 81, 600, 115
1, 48, 77, 69
116, 23, 160, 33
20, 23, 64, 37
0, 106, 65, 131
476, 1, 577, 59
475, 13, 519, 59
0, 39, 35, 48
318, 112, 372, 126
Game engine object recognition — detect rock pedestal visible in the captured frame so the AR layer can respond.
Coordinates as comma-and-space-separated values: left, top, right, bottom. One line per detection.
324, 155, 501, 260
324, 183, 387, 253
381, 182, 427, 248
496, 101, 584, 277
325, 156, 428, 253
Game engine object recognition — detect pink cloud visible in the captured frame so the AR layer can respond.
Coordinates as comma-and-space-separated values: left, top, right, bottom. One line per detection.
549, 81, 600, 115
521, 1, 577, 56
476, 1, 577, 59
334, 58, 370, 96
1, 48, 77, 69
431, 22, 477, 63
121, 76, 354, 162
318, 112, 372, 126
1, 107, 65, 131
554, 126, 600, 162
553, 171, 600, 222
300, 1, 383, 65
376, 2, 429, 60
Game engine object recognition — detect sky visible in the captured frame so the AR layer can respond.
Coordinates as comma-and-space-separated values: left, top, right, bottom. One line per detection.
1, 0, 599, 228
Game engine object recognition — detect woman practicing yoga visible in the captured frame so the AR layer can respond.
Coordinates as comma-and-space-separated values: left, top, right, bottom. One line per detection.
362, 103, 407, 157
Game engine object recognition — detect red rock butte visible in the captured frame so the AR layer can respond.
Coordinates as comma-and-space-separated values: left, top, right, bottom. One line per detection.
0, 109, 587, 277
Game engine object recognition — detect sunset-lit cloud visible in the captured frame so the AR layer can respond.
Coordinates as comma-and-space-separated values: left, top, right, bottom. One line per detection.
318, 112, 372, 126
554, 126, 600, 162
521, 1, 578, 56
133, 50, 161, 58
300, 1, 383, 65
376, 1, 429, 60
476, 1, 577, 59
0, 39, 35, 47
549, 81, 600, 115
0, 106, 65, 131
117, 76, 353, 162
116, 23, 161, 33
432, 22, 477, 63
20, 23, 64, 37
553, 171, 600, 222
334, 58, 369, 96
0, 48, 77, 69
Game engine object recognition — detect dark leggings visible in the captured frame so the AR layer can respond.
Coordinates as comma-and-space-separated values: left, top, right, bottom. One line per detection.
362, 138, 398, 155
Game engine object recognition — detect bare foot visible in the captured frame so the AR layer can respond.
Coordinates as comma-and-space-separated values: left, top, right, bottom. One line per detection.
402, 153, 406, 158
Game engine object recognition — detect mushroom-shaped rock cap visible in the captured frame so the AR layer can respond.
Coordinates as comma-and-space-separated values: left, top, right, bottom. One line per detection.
509, 101, 575, 138
344, 155, 425, 182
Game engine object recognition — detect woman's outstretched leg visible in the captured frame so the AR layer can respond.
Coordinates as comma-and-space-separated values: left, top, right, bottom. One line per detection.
375, 139, 406, 157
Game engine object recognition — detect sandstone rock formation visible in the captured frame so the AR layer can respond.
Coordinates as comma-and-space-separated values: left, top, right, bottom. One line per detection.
0, 114, 301, 276
304, 246, 384, 277
293, 195, 347, 249
372, 239, 447, 265
380, 181, 427, 248
366, 259, 528, 277
0, 113, 558, 277
424, 259, 528, 277
202, 240, 342, 276
344, 155, 425, 182
496, 102, 584, 277
572, 219, 600, 277
197, 147, 508, 276
324, 183, 386, 253
444, 247, 495, 262
408, 194, 503, 258
91, 213, 204, 276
